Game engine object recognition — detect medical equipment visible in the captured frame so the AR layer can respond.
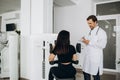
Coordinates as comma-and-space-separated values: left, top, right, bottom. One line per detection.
29, 34, 57, 80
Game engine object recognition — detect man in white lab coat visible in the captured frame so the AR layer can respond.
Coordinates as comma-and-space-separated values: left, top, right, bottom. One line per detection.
82, 15, 107, 80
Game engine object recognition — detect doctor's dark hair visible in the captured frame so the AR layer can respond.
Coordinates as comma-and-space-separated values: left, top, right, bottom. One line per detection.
87, 15, 98, 22
53, 30, 70, 54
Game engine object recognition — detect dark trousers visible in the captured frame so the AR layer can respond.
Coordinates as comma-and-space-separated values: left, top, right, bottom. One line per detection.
49, 63, 76, 80
83, 71, 100, 80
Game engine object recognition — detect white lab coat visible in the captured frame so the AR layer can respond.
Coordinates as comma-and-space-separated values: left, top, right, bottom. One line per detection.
82, 26, 107, 75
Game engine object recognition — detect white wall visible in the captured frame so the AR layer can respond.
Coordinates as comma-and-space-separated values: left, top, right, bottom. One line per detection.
54, 0, 93, 45
20, 0, 31, 79
20, 0, 53, 79
53, 0, 94, 68
43, 0, 53, 33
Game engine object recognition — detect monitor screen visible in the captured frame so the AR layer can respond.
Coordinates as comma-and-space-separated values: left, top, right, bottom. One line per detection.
6, 23, 16, 31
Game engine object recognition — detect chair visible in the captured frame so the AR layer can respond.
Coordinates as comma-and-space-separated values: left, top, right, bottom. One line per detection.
53, 74, 75, 80
56, 78, 75, 80
50, 60, 78, 80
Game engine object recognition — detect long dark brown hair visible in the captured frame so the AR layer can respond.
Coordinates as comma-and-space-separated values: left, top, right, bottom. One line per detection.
53, 30, 70, 54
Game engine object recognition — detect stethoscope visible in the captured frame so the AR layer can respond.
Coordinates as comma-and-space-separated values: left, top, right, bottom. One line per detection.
89, 27, 100, 35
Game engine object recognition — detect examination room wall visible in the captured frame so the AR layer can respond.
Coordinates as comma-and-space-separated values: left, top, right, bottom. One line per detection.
53, 0, 120, 72
53, 0, 93, 46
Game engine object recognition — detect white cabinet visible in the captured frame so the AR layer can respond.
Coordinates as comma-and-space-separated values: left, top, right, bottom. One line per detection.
0, 32, 8, 78
0, 32, 19, 80
1, 47, 9, 78
0, 52, 1, 76
0, 16, 2, 77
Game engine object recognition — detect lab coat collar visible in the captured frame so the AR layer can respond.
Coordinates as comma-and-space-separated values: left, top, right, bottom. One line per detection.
92, 26, 99, 31
89, 26, 99, 35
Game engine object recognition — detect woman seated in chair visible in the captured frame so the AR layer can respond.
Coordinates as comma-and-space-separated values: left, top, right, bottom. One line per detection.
48, 30, 78, 80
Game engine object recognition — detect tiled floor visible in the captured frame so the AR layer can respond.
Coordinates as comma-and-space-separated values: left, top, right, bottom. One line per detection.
76, 69, 120, 80
0, 71, 120, 80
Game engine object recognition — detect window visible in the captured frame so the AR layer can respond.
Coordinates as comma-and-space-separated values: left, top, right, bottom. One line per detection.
96, 1, 120, 16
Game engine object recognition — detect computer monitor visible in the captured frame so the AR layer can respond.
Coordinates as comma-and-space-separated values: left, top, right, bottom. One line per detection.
6, 23, 16, 31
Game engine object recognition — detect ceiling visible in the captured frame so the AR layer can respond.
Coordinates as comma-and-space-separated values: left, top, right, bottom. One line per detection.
92, 0, 113, 3
0, 0, 20, 14
53, 0, 114, 6
0, 0, 115, 14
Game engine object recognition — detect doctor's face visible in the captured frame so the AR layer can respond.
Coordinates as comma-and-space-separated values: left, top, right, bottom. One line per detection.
87, 19, 97, 30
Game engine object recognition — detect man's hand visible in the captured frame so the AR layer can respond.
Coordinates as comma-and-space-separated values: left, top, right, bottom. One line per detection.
82, 37, 89, 45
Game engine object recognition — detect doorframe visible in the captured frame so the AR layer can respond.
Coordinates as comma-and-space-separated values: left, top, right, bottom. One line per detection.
97, 15, 120, 72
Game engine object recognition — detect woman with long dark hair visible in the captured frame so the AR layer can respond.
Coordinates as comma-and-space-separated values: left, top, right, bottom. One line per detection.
48, 30, 77, 80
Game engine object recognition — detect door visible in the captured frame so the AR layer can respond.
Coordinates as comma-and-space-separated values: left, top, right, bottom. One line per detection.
97, 15, 119, 70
